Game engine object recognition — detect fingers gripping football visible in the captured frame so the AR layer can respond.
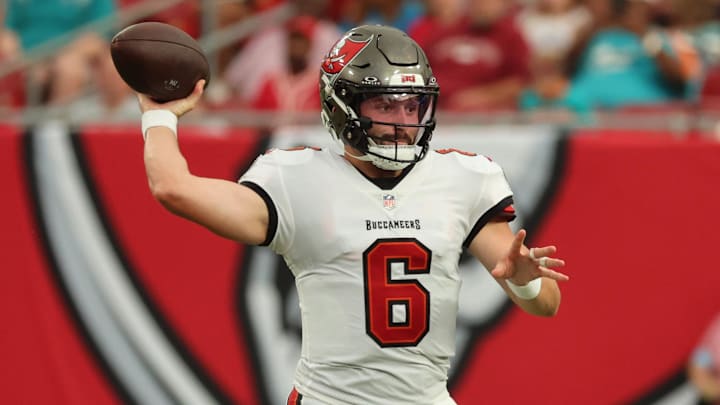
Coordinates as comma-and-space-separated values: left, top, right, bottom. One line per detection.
138, 80, 206, 117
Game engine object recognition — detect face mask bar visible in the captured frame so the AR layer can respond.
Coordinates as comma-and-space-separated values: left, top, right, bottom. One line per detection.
353, 93, 437, 145
324, 81, 439, 170
357, 97, 437, 169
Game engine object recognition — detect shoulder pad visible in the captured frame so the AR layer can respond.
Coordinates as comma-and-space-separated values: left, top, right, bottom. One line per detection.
261, 146, 324, 165
432, 148, 499, 173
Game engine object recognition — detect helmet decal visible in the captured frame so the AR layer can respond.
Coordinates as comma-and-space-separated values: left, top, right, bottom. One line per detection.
321, 36, 371, 75
389, 73, 424, 86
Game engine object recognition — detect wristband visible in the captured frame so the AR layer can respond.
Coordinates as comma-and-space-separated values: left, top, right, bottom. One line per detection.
506, 278, 542, 300
141, 109, 177, 140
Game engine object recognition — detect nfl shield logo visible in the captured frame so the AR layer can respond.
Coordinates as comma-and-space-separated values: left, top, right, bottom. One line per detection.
383, 194, 396, 210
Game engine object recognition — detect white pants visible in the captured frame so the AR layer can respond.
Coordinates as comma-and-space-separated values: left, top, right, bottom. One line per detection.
288, 387, 458, 405
296, 397, 457, 405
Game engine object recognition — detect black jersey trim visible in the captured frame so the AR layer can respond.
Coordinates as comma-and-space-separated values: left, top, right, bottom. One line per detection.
240, 181, 278, 246
463, 195, 515, 248
354, 164, 416, 190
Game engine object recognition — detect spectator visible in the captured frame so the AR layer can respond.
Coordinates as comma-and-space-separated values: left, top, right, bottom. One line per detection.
648, 0, 704, 101
118, 0, 201, 38
517, 0, 590, 76
516, 0, 591, 111
688, 312, 720, 405
408, 0, 467, 48
531, 0, 701, 112
416, 0, 531, 111
325, 0, 352, 22
222, 2, 340, 108
4, 0, 117, 104
250, 16, 322, 113
0, 22, 24, 108
337, 0, 425, 33
665, 0, 720, 104
213, 0, 255, 76
253, 0, 286, 13
66, 49, 138, 122
681, 0, 720, 68
120, 0, 254, 107
5, 0, 116, 51
564, 0, 617, 78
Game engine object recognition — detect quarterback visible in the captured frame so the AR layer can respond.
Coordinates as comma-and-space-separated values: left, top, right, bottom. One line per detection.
137, 25, 569, 405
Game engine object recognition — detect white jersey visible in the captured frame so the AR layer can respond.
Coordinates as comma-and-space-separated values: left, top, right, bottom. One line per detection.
239, 147, 514, 405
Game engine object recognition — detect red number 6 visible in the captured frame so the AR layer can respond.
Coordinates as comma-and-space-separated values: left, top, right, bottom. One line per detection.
363, 238, 431, 347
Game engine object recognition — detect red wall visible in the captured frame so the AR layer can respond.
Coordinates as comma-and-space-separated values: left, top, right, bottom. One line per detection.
454, 130, 720, 404
2, 125, 718, 405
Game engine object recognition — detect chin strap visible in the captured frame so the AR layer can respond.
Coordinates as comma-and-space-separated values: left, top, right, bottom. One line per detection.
344, 145, 414, 171
344, 149, 373, 162
345, 116, 421, 170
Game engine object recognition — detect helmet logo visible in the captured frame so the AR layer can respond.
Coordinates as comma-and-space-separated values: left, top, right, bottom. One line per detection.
362, 76, 380, 85
321, 36, 371, 74
389, 73, 424, 87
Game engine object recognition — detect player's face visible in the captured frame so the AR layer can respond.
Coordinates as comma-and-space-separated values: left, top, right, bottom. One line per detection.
359, 94, 422, 145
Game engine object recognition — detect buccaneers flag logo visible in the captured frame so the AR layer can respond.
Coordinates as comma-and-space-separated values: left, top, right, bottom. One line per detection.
321, 36, 371, 75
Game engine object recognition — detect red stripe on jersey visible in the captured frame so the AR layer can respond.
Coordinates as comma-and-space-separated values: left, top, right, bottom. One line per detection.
287, 387, 302, 405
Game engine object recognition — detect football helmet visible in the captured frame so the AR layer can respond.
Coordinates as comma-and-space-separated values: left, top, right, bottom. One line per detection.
319, 25, 439, 170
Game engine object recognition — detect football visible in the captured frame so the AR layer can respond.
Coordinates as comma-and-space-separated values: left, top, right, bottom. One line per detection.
110, 22, 210, 103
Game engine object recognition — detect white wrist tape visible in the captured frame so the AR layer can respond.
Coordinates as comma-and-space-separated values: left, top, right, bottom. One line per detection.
141, 109, 177, 140
506, 278, 542, 300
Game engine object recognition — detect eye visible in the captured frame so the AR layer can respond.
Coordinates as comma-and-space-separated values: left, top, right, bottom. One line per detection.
375, 102, 394, 113
405, 103, 419, 113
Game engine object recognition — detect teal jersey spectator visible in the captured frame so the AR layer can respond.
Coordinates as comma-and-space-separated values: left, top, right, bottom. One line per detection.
5, 0, 116, 50
562, 28, 685, 111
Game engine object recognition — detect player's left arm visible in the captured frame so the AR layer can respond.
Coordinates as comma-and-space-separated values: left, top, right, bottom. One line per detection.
467, 221, 569, 317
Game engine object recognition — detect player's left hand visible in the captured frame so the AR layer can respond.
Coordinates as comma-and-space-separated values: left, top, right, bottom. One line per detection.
490, 229, 569, 285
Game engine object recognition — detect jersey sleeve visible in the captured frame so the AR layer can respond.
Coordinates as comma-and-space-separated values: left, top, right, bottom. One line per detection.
462, 158, 515, 247
238, 152, 294, 254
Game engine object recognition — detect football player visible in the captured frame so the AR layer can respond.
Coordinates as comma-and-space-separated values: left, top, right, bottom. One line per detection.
137, 24, 569, 405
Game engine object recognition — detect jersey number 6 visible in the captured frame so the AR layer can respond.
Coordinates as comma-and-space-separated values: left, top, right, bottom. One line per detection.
363, 238, 431, 347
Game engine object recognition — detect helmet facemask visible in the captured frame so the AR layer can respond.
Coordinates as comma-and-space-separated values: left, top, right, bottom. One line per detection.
319, 25, 440, 171
345, 92, 437, 171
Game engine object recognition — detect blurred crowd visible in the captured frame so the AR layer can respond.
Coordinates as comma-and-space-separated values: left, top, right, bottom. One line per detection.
2, 0, 720, 121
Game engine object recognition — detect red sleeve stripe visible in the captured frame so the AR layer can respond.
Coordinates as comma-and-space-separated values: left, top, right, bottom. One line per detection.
287, 387, 303, 405
463, 196, 516, 248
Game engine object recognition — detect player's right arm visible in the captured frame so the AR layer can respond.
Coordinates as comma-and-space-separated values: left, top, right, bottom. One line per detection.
138, 80, 269, 245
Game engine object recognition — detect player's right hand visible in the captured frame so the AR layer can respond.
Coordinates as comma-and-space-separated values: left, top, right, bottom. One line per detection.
137, 79, 205, 117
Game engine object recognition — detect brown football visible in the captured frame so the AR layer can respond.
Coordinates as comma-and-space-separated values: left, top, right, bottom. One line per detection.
110, 22, 209, 103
